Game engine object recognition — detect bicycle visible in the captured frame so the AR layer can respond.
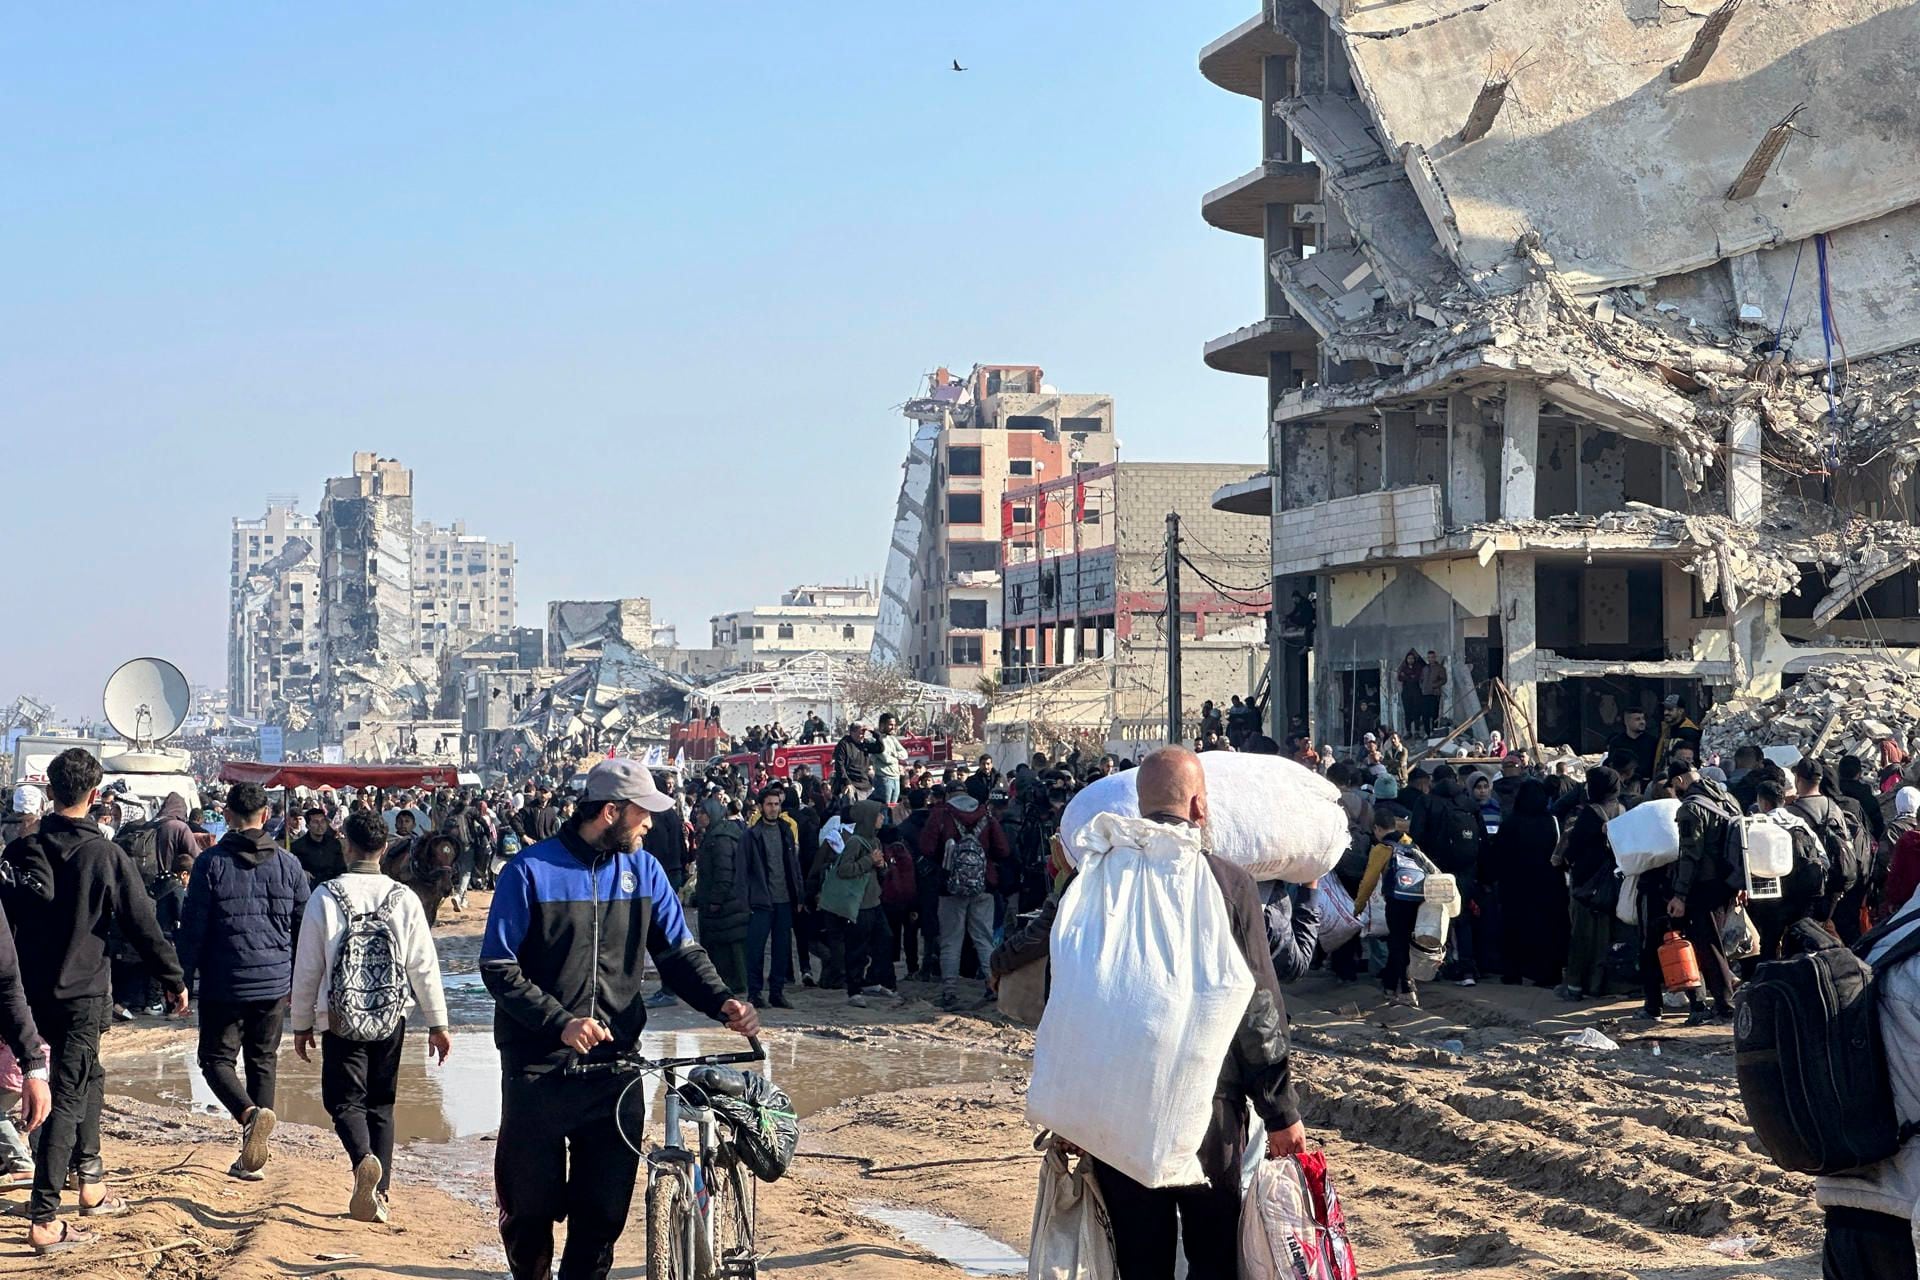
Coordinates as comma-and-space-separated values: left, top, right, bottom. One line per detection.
565, 1036, 768, 1280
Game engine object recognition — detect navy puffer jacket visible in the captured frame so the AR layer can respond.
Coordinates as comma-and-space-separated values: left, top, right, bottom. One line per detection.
177, 828, 312, 1001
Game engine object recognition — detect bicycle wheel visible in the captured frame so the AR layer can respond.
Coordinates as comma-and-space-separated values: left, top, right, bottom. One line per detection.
646, 1175, 691, 1280
711, 1153, 757, 1275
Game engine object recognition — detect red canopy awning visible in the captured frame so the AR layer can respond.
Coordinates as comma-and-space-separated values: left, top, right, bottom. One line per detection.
218, 761, 460, 790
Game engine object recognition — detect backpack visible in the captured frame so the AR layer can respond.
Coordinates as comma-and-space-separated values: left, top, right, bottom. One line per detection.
943, 823, 989, 899
1733, 915, 1920, 1175
324, 882, 411, 1042
1431, 801, 1482, 874
114, 822, 163, 886
1790, 798, 1857, 891
1387, 845, 1430, 902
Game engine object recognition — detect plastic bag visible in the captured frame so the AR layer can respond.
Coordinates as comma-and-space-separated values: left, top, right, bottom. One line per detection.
1722, 905, 1761, 962
704, 1071, 800, 1182
1413, 900, 1450, 951
1318, 878, 1362, 952
1059, 753, 1346, 884
1239, 1152, 1359, 1280
1409, 942, 1444, 982
1616, 871, 1642, 926
1362, 887, 1389, 939
1609, 799, 1682, 875
1028, 813, 1254, 1188
1027, 1145, 1117, 1280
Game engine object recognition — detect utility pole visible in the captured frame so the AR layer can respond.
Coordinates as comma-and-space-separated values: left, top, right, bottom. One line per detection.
1166, 512, 1182, 745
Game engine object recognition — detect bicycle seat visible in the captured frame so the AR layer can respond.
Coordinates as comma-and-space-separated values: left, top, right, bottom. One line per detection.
689, 1064, 749, 1098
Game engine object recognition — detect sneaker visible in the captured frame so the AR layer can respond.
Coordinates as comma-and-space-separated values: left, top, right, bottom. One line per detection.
769, 993, 794, 1010
240, 1106, 276, 1173
847, 994, 869, 1009
645, 990, 678, 1008
1685, 1005, 1714, 1026
1457, 976, 1478, 988
800, 972, 817, 988
372, 1193, 391, 1225
349, 1155, 383, 1222
226, 1159, 265, 1183
142, 1004, 165, 1017
1635, 1005, 1667, 1022
112, 1005, 134, 1023
860, 985, 893, 997
1406, 990, 1422, 1009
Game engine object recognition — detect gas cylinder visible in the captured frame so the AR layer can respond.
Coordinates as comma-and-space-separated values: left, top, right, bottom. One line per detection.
1659, 931, 1703, 992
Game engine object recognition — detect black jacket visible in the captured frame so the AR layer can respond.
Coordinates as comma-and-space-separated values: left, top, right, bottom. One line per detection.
290, 829, 348, 886
743, 813, 804, 911
1261, 881, 1321, 983
2, 813, 185, 1007
177, 828, 312, 1002
643, 807, 688, 878
0, 902, 46, 1073
1841, 778, 1888, 843
832, 734, 875, 788
528, 803, 560, 843
479, 825, 732, 1074
694, 811, 751, 945
1561, 800, 1622, 890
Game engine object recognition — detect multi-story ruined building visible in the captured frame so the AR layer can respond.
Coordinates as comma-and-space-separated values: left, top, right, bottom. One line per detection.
875, 365, 1118, 686
316, 453, 429, 744
711, 584, 879, 667
1203, 0, 1920, 755
227, 500, 320, 722
412, 520, 518, 661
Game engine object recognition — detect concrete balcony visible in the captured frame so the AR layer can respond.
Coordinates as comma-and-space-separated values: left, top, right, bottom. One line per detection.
1212, 472, 1273, 518
1272, 485, 1446, 576
1199, 13, 1295, 98
1200, 161, 1322, 237
1203, 315, 1318, 376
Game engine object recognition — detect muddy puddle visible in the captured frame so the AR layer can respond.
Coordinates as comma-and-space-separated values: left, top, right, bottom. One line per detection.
856, 1202, 1026, 1275
111, 1018, 1023, 1146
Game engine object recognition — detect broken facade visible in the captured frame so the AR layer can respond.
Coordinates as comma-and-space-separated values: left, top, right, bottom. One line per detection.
546, 598, 655, 667
227, 500, 320, 727
1201, 0, 1920, 755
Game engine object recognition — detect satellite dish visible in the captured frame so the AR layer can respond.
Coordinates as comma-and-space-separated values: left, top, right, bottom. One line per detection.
103, 657, 191, 746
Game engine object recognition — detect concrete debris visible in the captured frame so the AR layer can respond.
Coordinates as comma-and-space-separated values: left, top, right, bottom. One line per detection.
1703, 657, 1920, 767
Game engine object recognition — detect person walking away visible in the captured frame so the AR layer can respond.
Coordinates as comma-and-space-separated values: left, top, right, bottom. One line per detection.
869, 714, 909, 806
1885, 787, 1920, 918
744, 787, 804, 1009
291, 811, 451, 1222
643, 786, 690, 1009
817, 812, 891, 1006
693, 800, 751, 994
291, 807, 348, 887
1790, 758, 1867, 932
920, 773, 1011, 1010
1485, 779, 1567, 987
154, 851, 193, 946
1831, 760, 1879, 942
480, 759, 757, 1280
1814, 892, 1920, 1276
1664, 759, 1742, 1023
1742, 779, 1826, 962
175, 781, 311, 1181
897, 788, 941, 980
1049, 747, 1305, 1278
0, 899, 51, 1192
1556, 766, 1623, 1000
1355, 805, 1432, 1007
1422, 765, 1486, 986
1, 749, 187, 1255
877, 821, 920, 975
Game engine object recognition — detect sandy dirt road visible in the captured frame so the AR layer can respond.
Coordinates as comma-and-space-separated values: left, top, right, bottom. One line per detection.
0, 891, 1823, 1278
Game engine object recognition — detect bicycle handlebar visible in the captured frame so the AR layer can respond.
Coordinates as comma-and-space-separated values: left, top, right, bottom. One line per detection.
564, 1035, 766, 1077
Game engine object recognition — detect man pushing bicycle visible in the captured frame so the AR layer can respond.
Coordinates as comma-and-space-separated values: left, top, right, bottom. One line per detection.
482, 758, 760, 1280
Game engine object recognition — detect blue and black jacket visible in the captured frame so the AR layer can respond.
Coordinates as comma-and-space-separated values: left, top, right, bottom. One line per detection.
481, 823, 731, 1074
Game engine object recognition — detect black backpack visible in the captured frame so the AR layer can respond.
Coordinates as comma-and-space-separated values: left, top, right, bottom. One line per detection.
114, 822, 163, 887
1790, 798, 1859, 892
1733, 915, 1920, 1175
1432, 802, 1482, 874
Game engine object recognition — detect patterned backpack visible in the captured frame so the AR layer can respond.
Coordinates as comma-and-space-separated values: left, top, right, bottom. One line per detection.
325, 882, 410, 1041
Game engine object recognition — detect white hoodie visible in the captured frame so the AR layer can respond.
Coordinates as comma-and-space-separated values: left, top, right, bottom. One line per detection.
1815, 895, 1920, 1260
290, 868, 450, 1035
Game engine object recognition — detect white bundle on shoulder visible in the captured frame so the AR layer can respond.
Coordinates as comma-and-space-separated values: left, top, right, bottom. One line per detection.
1609, 798, 1683, 875
1027, 812, 1254, 1189
1058, 752, 1347, 885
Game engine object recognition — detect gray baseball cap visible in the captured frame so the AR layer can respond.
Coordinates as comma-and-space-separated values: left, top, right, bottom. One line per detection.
581, 758, 675, 813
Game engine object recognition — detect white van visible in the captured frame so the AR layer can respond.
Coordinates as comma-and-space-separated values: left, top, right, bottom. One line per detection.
10, 735, 201, 822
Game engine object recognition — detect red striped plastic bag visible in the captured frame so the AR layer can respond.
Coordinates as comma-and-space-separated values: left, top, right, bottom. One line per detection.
1240, 1152, 1359, 1280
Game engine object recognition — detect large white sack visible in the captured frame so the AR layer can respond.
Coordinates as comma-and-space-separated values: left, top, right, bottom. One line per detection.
1609, 798, 1682, 875
1027, 1146, 1117, 1280
1027, 813, 1254, 1189
1317, 879, 1361, 952
1058, 752, 1347, 885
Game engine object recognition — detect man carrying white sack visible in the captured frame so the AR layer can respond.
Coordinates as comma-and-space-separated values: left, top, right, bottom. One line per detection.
1028, 746, 1305, 1279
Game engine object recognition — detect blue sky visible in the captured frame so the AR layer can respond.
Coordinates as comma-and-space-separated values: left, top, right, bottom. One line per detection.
2, 2, 1266, 716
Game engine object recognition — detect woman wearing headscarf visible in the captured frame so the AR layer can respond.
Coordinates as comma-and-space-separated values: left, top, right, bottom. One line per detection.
1483, 779, 1569, 988
1883, 787, 1920, 918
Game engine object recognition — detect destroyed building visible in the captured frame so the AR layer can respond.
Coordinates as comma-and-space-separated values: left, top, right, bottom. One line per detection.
546, 598, 654, 667
228, 499, 320, 727
1201, 0, 1920, 755
316, 453, 436, 752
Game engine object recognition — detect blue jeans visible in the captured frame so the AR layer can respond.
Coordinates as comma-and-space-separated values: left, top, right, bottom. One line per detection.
872, 775, 901, 805
746, 904, 794, 1000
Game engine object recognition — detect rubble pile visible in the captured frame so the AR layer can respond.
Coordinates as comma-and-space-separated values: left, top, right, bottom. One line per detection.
1703, 658, 1920, 767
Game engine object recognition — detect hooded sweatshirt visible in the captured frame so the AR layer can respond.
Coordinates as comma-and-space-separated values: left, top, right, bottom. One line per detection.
177, 826, 312, 1002
154, 793, 200, 882
917, 795, 1011, 895
1, 812, 184, 1007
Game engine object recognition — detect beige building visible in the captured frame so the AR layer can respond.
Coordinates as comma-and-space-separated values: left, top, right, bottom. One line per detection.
875, 365, 1117, 686
228, 500, 320, 720
413, 521, 518, 660
711, 584, 879, 667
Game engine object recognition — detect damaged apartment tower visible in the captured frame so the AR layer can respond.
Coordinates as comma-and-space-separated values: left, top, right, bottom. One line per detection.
1199, 0, 1920, 755
317, 453, 430, 744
